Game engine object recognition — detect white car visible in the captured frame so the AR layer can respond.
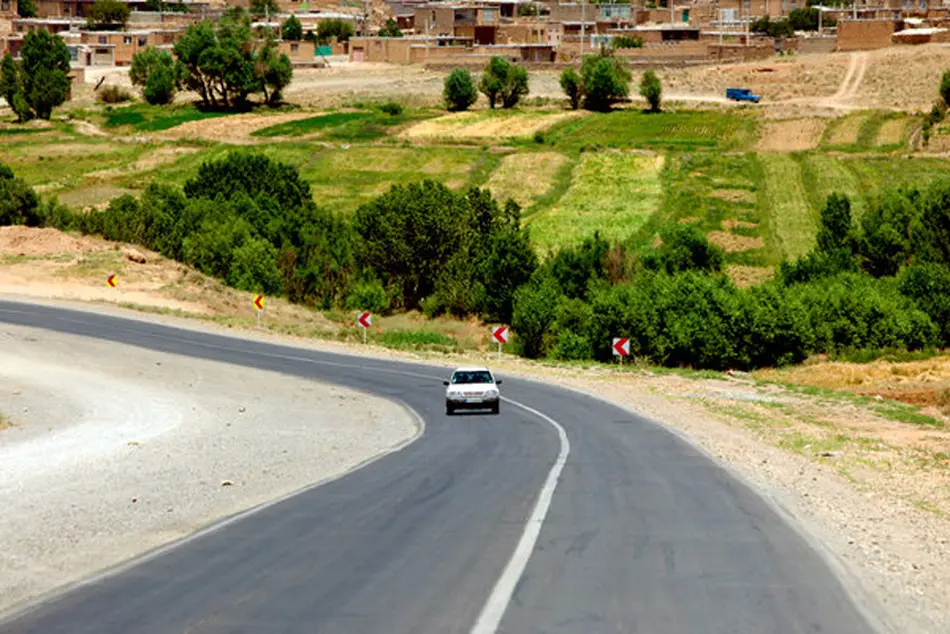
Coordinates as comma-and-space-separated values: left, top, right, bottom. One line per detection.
444, 367, 502, 415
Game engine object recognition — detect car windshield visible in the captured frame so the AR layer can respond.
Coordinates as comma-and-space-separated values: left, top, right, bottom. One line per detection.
451, 371, 493, 385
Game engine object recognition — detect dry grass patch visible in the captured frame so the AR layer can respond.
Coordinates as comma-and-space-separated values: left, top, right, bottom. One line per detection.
707, 230, 765, 252
485, 152, 569, 209
825, 114, 864, 146
402, 110, 584, 140
710, 189, 756, 204
726, 265, 774, 287
875, 117, 907, 147
722, 218, 758, 230
159, 112, 317, 142
756, 119, 825, 152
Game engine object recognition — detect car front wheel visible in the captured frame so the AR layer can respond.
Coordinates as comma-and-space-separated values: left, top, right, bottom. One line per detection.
446, 402, 454, 416
491, 402, 500, 415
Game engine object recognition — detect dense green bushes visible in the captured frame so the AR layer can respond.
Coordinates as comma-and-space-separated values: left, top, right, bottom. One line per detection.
7, 152, 950, 371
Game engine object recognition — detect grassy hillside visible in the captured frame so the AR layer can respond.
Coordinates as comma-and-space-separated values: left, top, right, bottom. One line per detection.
0, 102, 940, 281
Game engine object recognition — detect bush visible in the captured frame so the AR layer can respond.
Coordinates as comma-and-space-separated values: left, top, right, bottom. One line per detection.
581, 52, 630, 111
97, 84, 133, 104
816, 192, 856, 254
143, 63, 178, 105
611, 35, 643, 49
0, 164, 43, 227
512, 272, 562, 358
378, 330, 458, 352
640, 224, 724, 275
788, 8, 833, 31
898, 262, 950, 346
639, 69, 662, 113
317, 19, 354, 43
941, 70, 950, 108
378, 18, 402, 37
559, 67, 583, 110
380, 101, 404, 116
443, 68, 477, 112
345, 278, 390, 313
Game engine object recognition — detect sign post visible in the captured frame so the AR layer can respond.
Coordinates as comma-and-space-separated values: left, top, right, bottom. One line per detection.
357, 312, 372, 343
492, 326, 510, 361
254, 295, 264, 328
612, 337, 630, 366
106, 274, 117, 288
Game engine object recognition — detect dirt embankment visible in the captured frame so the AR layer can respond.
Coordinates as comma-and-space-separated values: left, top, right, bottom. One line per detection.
0, 325, 417, 614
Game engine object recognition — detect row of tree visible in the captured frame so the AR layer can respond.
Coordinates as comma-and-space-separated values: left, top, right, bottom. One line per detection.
4, 150, 950, 369
130, 9, 293, 107
442, 52, 662, 113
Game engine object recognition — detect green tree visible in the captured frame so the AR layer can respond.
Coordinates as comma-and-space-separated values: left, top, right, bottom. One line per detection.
249, 0, 279, 16
130, 47, 180, 105
641, 225, 724, 274
0, 164, 42, 227
639, 68, 662, 113
750, 16, 794, 38
816, 192, 855, 254
87, 0, 130, 30
256, 33, 293, 106
0, 54, 21, 119
282, 15, 303, 41
581, 52, 630, 111
316, 19, 354, 43
940, 70, 950, 109
443, 68, 477, 112
19, 29, 71, 120
174, 14, 289, 108
378, 18, 403, 37
478, 57, 529, 109
512, 272, 563, 358
17, 0, 37, 17
788, 7, 833, 30
559, 67, 583, 110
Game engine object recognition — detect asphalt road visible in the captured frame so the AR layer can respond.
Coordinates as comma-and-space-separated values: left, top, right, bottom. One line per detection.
0, 300, 884, 634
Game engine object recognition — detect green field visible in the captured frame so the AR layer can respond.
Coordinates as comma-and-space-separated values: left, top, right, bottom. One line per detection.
527, 151, 663, 251
1, 103, 946, 271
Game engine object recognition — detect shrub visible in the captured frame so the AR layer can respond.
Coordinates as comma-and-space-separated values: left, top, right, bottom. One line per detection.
143, 63, 178, 105
816, 192, 856, 254
443, 68, 477, 112
512, 272, 562, 358
640, 224, 724, 275
378, 18, 402, 37
378, 330, 458, 351
316, 19, 354, 43
380, 101, 403, 116
97, 84, 133, 104
941, 70, 950, 108
639, 69, 662, 113
559, 67, 583, 110
0, 164, 42, 227
345, 279, 391, 314
611, 35, 643, 49
898, 262, 950, 346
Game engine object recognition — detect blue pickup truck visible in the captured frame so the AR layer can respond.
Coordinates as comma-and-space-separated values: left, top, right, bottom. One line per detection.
726, 88, 761, 103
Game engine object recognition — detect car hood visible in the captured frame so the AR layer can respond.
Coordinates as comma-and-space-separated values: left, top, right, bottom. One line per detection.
446, 384, 497, 395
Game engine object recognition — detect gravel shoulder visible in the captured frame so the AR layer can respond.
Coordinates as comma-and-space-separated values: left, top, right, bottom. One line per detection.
0, 322, 418, 615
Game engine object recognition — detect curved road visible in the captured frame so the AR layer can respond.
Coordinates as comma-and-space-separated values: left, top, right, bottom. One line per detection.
0, 300, 883, 634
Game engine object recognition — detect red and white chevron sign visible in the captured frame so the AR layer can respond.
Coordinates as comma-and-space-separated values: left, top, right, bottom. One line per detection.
357, 312, 372, 328
612, 337, 630, 357
492, 326, 510, 344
